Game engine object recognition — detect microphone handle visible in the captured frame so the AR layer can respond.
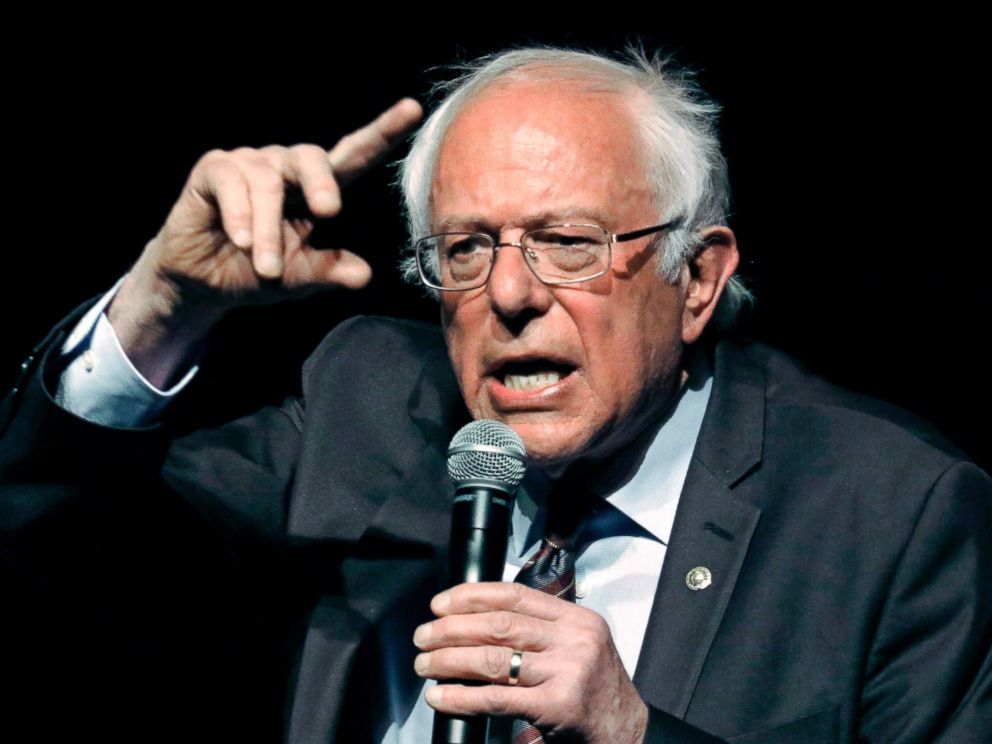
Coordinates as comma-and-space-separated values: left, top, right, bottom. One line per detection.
432, 485, 515, 744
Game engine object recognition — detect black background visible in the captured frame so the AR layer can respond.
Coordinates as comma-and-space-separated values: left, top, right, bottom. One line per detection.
4, 22, 989, 472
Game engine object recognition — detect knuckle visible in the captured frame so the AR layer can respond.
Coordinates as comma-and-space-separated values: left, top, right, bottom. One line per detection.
488, 611, 516, 643
251, 171, 284, 196
258, 145, 291, 169
481, 646, 506, 680
335, 132, 373, 164
290, 143, 326, 159
573, 626, 600, 653
230, 146, 262, 160
198, 148, 227, 167
430, 616, 451, 640
504, 582, 527, 608
481, 686, 509, 716
589, 614, 612, 642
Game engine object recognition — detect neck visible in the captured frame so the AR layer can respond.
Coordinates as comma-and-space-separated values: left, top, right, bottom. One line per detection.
539, 344, 708, 492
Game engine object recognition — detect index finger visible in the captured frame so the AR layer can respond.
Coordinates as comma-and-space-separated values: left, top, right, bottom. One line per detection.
431, 582, 567, 622
328, 97, 423, 185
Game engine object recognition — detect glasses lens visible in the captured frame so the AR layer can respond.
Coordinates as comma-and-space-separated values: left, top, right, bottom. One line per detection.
418, 234, 493, 289
523, 226, 609, 283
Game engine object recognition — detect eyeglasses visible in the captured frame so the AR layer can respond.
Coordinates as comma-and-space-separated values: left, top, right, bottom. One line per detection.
414, 219, 682, 292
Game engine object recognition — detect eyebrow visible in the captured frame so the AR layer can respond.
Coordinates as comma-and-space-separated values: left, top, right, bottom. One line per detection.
434, 208, 616, 233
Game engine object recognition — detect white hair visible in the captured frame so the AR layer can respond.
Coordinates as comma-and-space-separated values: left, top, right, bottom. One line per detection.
397, 46, 751, 331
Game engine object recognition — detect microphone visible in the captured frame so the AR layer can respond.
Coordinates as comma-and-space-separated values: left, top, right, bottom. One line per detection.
432, 420, 527, 744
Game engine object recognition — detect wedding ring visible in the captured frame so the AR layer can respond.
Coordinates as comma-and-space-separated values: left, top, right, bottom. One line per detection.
507, 650, 523, 686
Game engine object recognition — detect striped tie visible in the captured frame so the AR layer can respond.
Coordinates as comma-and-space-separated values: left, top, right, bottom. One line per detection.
509, 487, 589, 744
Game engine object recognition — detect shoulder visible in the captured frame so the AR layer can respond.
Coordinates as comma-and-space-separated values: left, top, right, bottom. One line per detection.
300, 315, 452, 393
706, 337, 989, 529
303, 315, 448, 378
727, 337, 969, 467
296, 314, 464, 433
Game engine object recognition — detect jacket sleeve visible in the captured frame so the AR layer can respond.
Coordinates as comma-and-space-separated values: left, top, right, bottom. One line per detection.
858, 460, 992, 743
0, 298, 305, 740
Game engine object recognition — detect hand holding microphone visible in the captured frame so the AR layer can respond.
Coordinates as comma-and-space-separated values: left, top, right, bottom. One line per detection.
421, 421, 649, 744
430, 420, 525, 744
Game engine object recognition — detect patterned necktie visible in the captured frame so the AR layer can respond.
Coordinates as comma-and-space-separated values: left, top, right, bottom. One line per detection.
509, 486, 591, 744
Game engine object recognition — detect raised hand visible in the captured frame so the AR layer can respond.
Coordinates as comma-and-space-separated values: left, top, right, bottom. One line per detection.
106, 98, 423, 387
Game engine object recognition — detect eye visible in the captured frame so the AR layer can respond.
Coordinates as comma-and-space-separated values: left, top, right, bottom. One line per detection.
521, 226, 609, 281
445, 234, 489, 260
528, 227, 599, 250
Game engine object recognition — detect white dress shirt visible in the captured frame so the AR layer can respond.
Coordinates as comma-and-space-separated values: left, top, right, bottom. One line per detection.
55, 283, 712, 743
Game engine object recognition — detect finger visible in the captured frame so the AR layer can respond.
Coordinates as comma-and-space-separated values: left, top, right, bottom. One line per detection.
187, 154, 253, 249
237, 154, 287, 278
284, 245, 372, 291
414, 610, 554, 652
425, 682, 535, 720
431, 582, 569, 621
259, 144, 342, 218
280, 214, 370, 290
289, 144, 342, 217
415, 646, 546, 687
328, 97, 423, 185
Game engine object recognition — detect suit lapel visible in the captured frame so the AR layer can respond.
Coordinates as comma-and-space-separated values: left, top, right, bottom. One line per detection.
633, 340, 765, 718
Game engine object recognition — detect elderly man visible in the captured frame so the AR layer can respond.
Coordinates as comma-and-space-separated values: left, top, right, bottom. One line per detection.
2, 48, 989, 743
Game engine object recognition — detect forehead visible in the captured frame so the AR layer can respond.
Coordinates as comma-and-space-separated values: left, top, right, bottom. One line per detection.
431, 79, 654, 229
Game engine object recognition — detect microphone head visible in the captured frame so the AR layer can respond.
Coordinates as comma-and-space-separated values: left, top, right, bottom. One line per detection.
447, 420, 527, 491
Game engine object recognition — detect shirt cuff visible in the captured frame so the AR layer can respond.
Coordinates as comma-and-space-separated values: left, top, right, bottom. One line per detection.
55, 276, 200, 428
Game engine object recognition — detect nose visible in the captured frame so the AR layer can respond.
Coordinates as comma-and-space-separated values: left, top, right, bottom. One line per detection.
486, 239, 554, 323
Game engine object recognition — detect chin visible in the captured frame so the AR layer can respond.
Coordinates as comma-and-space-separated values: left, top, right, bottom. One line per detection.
500, 419, 595, 471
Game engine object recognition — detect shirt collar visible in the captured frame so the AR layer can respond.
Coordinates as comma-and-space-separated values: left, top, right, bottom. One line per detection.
602, 363, 712, 545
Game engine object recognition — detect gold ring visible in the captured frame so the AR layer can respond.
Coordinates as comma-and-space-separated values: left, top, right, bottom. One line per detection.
507, 650, 523, 686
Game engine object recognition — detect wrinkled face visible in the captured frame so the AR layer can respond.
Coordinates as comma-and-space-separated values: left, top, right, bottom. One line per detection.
433, 80, 691, 469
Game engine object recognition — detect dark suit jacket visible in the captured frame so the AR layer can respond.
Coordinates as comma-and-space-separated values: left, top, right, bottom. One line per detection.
2, 310, 990, 743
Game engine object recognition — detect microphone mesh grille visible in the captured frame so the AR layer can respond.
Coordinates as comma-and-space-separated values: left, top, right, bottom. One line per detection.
447, 420, 527, 488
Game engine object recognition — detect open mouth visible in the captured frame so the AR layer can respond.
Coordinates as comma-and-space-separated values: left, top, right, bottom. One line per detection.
494, 359, 576, 392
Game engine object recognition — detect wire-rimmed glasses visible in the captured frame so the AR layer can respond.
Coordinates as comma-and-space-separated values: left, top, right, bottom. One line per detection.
414, 219, 682, 291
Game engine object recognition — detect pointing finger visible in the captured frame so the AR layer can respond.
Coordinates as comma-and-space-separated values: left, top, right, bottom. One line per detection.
328, 97, 423, 185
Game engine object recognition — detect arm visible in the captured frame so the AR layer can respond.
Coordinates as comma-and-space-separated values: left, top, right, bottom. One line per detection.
54, 277, 201, 428
0, 101, 425, 739
0, 316, 305, 740
859, 460, 992, 742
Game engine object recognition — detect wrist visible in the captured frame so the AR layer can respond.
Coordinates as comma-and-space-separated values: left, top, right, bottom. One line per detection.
107, 259, 221, 389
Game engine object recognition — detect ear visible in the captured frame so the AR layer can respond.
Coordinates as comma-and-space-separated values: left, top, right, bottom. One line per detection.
681, 226, 740, 344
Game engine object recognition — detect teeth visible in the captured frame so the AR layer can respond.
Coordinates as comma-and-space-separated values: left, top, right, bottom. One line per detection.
504, 371, 561, 391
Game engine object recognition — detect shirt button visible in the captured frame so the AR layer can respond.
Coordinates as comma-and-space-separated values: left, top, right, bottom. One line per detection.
575, 580, 589, 599
82, 350, 95, 372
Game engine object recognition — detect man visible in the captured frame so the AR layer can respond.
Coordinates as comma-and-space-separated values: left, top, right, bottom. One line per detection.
1, 47, 989, 743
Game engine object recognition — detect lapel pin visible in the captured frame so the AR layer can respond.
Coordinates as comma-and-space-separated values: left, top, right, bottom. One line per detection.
686, 566, 713, 591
